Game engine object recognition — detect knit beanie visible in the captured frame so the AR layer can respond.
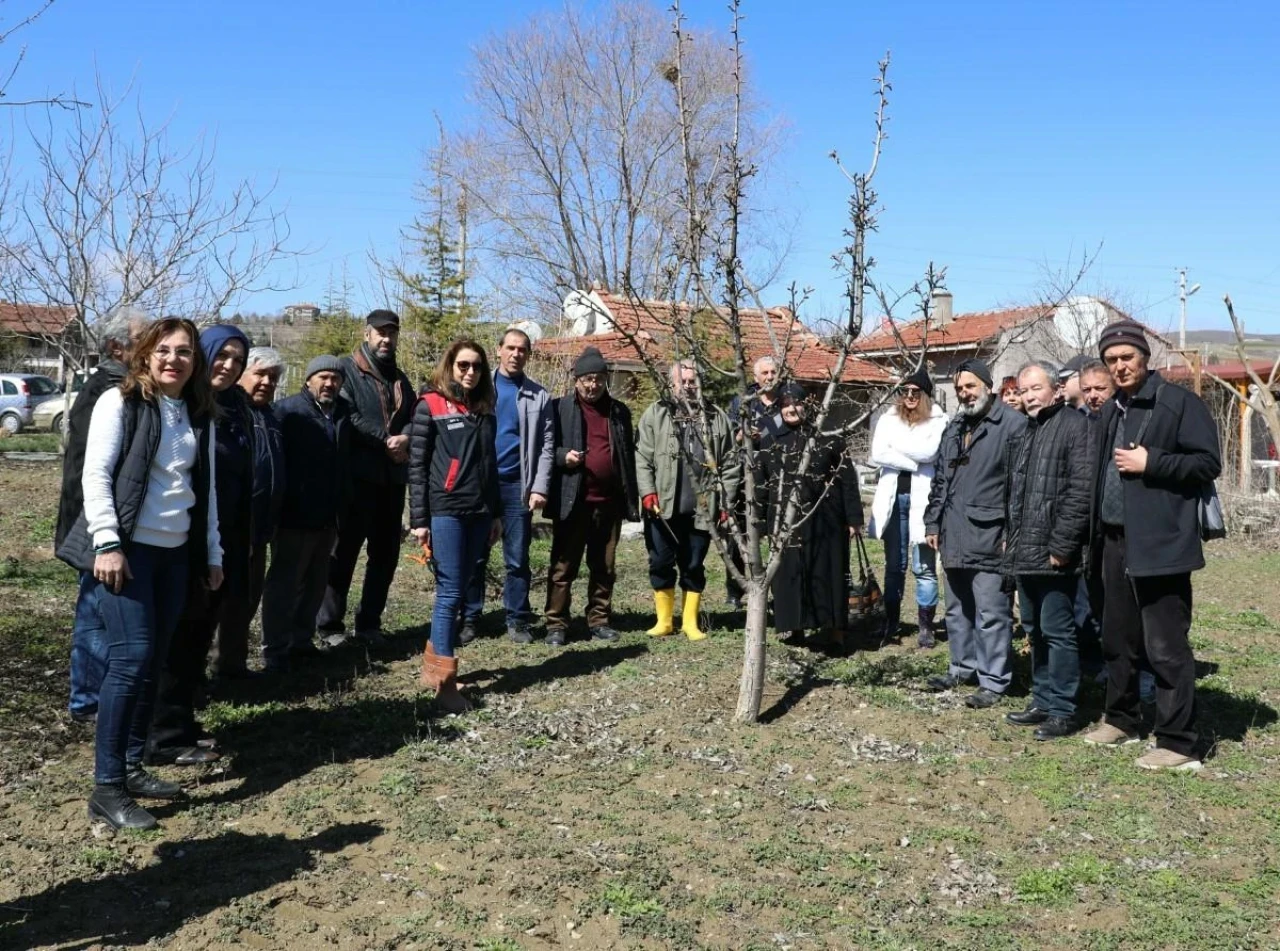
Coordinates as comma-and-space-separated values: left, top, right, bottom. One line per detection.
903, 366, 934, 396
1097, 319, 1150, 357
573, 346, 608, 378
305, 354, 346, 381
955, 358, 993, 389
199, 324, 252, 382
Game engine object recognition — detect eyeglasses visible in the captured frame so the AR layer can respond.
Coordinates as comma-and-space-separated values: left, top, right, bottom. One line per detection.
152, 347, 194, 361
903, 387, 922, 396
455, 360, 480, 373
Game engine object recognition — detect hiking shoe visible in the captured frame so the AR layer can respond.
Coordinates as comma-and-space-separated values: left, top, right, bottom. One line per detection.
545, 629, 567, 648
1136, 748, 1202, 772
964, 688, 1003, 709
1082, 723, 1142, 747
89, 784, 157, 831
458, 622, 478, 646
125, 767, 184, 800
507, 624, 533, 645
1033, 717, 1078, 741
590, 625, 619, 641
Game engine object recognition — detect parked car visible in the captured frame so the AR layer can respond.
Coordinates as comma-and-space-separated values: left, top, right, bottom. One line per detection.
32, 392, 70, 434
0, 374, 60, 434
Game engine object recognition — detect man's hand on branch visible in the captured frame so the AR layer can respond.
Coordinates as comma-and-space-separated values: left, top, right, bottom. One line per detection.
642, 494, 661, 516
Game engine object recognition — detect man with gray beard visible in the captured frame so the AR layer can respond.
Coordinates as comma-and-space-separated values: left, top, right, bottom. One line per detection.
923, 359, 1028, 707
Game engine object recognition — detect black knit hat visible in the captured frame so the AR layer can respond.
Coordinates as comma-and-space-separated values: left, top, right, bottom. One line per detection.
903, 366, 934, 396
777, 381, 807, 402
955, 358, 993, 389
572, 346, 608, 378
1098, 319, 1150, 357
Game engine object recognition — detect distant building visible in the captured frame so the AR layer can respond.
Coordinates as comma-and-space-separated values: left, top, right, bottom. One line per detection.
283, 303, 321, 324
0, 303, 81, 382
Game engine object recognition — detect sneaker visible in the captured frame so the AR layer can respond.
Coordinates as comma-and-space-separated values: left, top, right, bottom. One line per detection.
545, 629, 567, 647
590, 625, 619, 642
459, 622, 478, 646
507, 624, 533, 645
1136, 748, 1202, 771
1033, 717, 1078, 741
964, 688, 1003, 709
1082, 723, 1142, 747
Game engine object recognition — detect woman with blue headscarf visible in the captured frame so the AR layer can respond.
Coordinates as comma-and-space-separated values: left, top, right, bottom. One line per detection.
146, 323, 252, 766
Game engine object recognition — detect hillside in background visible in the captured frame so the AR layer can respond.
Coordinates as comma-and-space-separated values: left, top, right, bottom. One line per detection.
1185, 328, 1280, 363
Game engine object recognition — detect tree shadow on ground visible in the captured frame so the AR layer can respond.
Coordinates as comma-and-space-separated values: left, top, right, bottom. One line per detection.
188, 695, 452, 808
759, 662, 835, 724
0, 821, 381, 950
1200, 684, 1279, 745
464, 641, 648, 696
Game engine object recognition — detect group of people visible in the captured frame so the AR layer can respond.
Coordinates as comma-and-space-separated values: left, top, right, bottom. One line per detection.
54, 306, 1219, 831
877, 319, 1220, 772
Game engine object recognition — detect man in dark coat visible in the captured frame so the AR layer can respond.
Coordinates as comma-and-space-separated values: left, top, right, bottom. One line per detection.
317, 310, 415, 646
543, 347, 640, 645
260, 356, 351, 671
755, 384, 864, 642
57, 312, 148, 723
924, 358, 1028, 708
1003, 361, 1096, 740
1082, 320, 1221, 771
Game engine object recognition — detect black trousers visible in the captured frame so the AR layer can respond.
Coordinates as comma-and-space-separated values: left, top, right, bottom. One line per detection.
1100, 527, 1198, 756
644, 512, 711, 593
211, 544, 267, 675
318, 481, 406, 633
149, 579, 222, 754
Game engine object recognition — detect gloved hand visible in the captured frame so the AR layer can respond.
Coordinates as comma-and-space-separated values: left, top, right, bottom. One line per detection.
643, 494, 660, 515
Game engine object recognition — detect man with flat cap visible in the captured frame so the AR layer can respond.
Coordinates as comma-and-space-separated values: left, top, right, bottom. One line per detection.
260, 355, 351, 670
543, 347, 639, 645
923, 358, 1027, 708
317, 309, 416, 647
1058, 353, 1092, 411
1082, 319, 1220, 771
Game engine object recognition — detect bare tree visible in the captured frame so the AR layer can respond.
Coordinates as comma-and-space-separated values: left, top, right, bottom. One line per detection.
0, 78, 295, 371
1203, 296, 1280, 487
440, 0, 781, 320
0, 0, 89, 110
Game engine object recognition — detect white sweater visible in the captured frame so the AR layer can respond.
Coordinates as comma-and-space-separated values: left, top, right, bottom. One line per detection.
82, 387, 222, 566
867, 404, 947, 545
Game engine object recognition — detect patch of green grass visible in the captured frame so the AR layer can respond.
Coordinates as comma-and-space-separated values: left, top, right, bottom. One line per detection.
1014, 855, 1108, 905
0, 433, 60, 453
77, 845, 128, 874
476, 939, 526, 951
200, 700, 288, 731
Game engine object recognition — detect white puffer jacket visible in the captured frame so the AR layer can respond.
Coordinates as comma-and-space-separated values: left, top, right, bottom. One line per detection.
867, 403, 947, 544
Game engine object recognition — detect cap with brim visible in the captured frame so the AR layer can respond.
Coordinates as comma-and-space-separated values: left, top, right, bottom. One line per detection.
365, 309, 400, 329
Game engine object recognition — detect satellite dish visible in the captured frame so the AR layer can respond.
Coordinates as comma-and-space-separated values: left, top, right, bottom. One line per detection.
562, 289, 596, 336
510, 319, 543, 346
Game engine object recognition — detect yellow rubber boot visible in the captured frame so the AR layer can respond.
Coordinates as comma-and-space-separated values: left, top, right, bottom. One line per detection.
682, 590, 707, 641
646, 588, 676, 636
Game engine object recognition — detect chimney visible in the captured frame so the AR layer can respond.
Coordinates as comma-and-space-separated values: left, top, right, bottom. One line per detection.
931, 289, 953, 327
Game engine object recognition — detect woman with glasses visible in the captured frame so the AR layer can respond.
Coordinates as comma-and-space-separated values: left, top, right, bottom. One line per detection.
408, 339, 501, 713
55, 318, 222, 830
868, 368, 947, 647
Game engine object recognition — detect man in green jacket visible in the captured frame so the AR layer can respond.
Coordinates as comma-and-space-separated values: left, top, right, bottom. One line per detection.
636, 359, 741, 640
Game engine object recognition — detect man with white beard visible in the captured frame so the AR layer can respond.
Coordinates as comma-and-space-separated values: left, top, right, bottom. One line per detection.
923, 359, 1028, 708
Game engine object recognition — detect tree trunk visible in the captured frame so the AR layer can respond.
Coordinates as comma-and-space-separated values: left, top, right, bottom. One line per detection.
734, 580, 769, 722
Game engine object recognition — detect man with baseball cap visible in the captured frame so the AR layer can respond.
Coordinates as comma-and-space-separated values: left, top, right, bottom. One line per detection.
317, 309, 415, 647
923, 358, 1027, 708
1058, 353, 1092, 410
543, 347, 640, 645
1082, 319, 1221, 770
260, 355, 351, 670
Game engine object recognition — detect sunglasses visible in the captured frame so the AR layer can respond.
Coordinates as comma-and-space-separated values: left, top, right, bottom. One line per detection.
903, 386, 922, 396
455, 360, 480, 373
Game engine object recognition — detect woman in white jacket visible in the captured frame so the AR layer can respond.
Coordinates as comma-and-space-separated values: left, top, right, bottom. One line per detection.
867, 369, 947, 646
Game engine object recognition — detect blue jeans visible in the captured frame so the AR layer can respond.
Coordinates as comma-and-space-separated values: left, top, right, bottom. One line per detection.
94, 544, 189, 784
432, 515, 493, 657
465, 479, 531, 628
1018, 576, 1081, 719
882, 493, 938, 608
69, 570, 107, 716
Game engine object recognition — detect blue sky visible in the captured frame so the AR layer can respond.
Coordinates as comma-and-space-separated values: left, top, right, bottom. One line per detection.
6, 0, 1279, 333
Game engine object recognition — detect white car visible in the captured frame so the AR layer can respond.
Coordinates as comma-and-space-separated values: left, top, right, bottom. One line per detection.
32, 392, 71, 434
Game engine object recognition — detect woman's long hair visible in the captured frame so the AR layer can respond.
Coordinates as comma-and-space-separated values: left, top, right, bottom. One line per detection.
430, 338, 495, 415
895, 388, 934, 426
121, 317, 217, 421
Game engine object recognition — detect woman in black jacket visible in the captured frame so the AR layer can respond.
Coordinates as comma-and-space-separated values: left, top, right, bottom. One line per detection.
755, 384, 864, 646
409, 339, 501, 712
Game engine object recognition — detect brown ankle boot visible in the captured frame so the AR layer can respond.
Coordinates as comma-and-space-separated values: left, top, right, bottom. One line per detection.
420, 643, 472, 714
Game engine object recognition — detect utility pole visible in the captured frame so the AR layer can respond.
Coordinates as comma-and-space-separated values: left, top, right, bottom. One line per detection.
1178, 267, 1201, 350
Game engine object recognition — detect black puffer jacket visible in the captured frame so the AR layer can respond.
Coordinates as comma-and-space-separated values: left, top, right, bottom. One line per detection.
407, 389, 499, 527
1005, 401, 1095, 576
1092, 371, 1221, 577
547, 393, 640, 522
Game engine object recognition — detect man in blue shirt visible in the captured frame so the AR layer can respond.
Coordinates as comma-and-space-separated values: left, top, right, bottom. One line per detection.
463, 328, 554, 643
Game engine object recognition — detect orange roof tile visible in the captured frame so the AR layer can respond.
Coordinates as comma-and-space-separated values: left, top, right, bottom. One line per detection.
855, 306, 1052, 354
539, 291, 889, 384
0, 302, 76, 336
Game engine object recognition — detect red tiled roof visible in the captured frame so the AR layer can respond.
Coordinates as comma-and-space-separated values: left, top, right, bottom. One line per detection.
1168, 359, 1280, 386
539, 291, 890, 384
0, 302, 76, 336
855, 306, 1052, 354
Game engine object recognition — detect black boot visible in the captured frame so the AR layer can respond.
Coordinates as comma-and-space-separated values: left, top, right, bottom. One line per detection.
88, 783, 158, 831
916, 605, 936, 649
126, 766, 184, 800
880, 601, 902, 642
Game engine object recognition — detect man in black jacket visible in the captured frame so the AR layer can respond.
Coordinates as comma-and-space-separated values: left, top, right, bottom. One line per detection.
1082, 320, 1221, 770
317, 310, 415, 647
543, 347, 639, 645
1003, 361, 1096, 740
57, 312, 147, 722
260, 356, 351, 671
